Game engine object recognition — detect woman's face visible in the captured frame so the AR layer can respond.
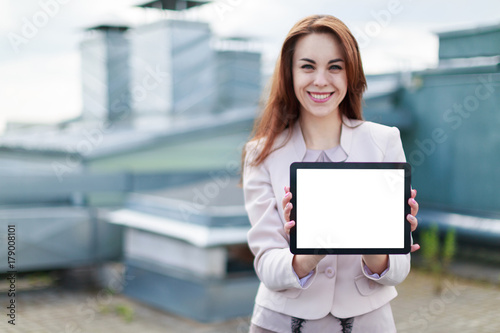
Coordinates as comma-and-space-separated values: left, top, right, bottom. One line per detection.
292, 33, 347, 120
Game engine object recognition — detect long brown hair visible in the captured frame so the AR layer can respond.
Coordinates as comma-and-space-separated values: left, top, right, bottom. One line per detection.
243, 15, 367, 167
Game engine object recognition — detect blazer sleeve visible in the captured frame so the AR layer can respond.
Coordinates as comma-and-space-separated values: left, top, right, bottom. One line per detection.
364, 126, 411, 286
243, 142, 317, 291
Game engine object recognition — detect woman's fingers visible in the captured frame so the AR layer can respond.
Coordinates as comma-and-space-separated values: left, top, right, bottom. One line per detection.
411, 243, 420, 253
282, 186, 293, 223
408, 189, 420, 252
284, 220, 295, 235
283, 186, 294, 229
408, 188, 419, 231
284, 201, 293, 222
409, 196, 419, 217
282, 189, 292, 210
407, 213, 418, 232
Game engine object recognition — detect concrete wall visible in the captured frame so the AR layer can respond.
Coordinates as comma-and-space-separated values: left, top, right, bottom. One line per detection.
130, 19, 216, 116
400, 68, 500, 214
81, 33, 108, 120
216, 50, 261, 109
81, 29, 131, 122
439, 25, 500, 60
88, 125, 251, 173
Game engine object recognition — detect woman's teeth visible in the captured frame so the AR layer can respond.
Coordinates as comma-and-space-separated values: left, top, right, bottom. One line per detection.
310, 92, 331, 100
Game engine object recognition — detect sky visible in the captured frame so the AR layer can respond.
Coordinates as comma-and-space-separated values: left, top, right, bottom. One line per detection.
0, 0, 499, 134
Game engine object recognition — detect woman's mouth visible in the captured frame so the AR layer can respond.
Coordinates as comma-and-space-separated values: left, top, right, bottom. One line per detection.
307, 92, 334, 103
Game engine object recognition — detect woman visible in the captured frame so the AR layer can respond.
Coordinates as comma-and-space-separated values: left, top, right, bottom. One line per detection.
242, 15, 419, 333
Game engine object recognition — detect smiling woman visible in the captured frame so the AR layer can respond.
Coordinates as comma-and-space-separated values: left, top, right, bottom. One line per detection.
292, 33, 348, 149
242, 14, 419, 333
245, 15, 367, 166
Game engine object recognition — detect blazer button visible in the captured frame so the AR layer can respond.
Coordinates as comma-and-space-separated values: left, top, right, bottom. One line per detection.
325, 267, 335, 278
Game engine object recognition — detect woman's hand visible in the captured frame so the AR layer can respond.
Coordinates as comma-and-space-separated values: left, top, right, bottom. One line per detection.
283, 186, 325, 278
282, 186, 294, 234
282, 186, 420, 277
363, 188, 421, 273
407, 188, 420, 252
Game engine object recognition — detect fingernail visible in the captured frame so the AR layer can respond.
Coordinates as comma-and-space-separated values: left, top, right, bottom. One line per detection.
411, 198, 417, 204
285, 192, 290, 197
285, 202, 290, 209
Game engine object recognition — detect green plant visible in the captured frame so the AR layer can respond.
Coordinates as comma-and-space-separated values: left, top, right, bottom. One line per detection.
27, 272, 54, 288
421, 224, 440, 274
115, 304, 134, 323
442, 228, 456, 269
420, 224, 457, 294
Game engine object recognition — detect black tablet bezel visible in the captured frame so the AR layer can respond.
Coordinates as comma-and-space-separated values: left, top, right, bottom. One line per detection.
290, 162, 411, 255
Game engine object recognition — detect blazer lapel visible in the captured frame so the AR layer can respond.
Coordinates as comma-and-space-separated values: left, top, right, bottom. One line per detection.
288, 116, 360, 163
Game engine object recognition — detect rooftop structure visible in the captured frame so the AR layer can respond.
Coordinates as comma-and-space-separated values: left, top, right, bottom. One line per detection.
1, 12, 500, 324
81, 24, 131, 123
437, 23, 500, 60
108, 177, 257, 322
398, 23, 500, 241
137, 0, 211, 11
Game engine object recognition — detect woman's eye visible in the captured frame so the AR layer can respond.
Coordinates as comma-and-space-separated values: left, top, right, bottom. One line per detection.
329, 65, 342, 71
301, 64, 314, 70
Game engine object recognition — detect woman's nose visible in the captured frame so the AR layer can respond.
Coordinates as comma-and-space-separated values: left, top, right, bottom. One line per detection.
313, 71, 328, 87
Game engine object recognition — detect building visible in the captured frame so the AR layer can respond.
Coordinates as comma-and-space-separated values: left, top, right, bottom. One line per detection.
0, 0, 261, 274
1, 5, 499, 321
399, 24, 500, 244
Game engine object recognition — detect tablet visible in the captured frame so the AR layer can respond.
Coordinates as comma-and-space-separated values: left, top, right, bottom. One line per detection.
290, 162, 411, 255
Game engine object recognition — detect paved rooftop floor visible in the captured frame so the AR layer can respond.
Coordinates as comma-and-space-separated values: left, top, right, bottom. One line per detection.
1, 269, 499, 333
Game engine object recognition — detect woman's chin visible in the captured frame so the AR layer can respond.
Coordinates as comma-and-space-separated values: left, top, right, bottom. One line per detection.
300, 108, 340, 120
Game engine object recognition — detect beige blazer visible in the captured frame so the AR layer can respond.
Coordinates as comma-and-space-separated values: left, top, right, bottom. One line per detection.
243, 116, 411, 320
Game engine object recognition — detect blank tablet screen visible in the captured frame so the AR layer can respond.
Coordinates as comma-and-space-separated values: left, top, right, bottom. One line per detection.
290, 162, 411, 254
